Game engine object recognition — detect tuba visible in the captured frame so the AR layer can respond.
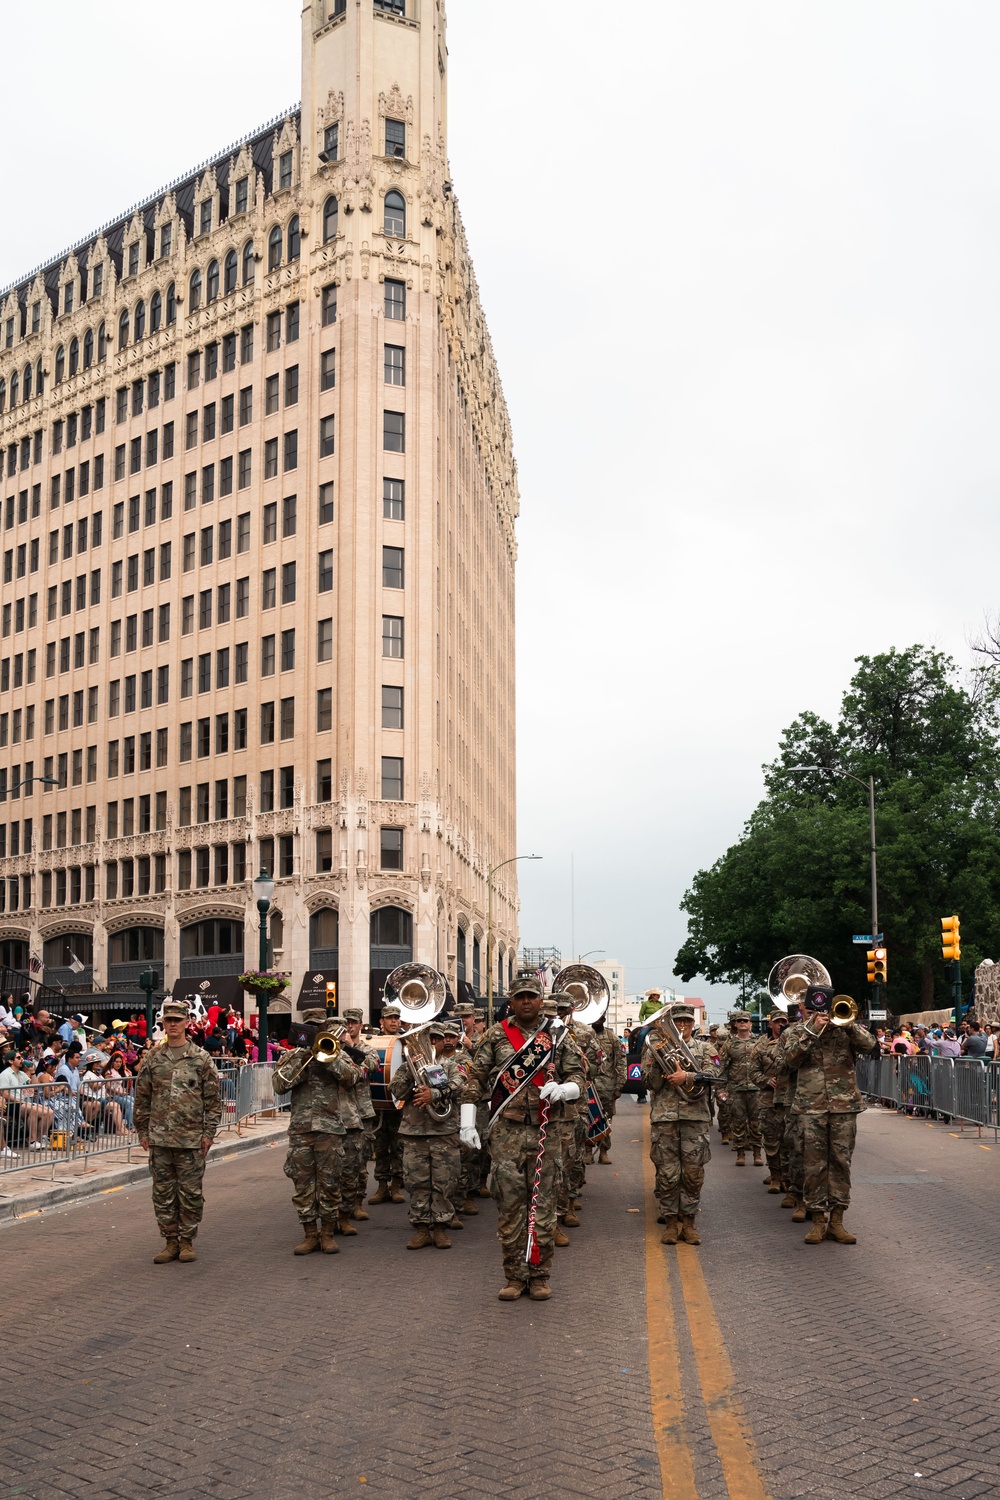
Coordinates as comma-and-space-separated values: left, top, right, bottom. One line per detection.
384, 962, 453, 1121
645, 1006, 713, 1099
554, 963, 610, 1028
766, 955, 832, 1013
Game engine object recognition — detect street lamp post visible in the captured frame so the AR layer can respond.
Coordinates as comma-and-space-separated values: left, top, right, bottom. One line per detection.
577, 948, 605, 963
486, 855, 542, 1027
252, 868, 275, 1060
789, 765, 878, 1014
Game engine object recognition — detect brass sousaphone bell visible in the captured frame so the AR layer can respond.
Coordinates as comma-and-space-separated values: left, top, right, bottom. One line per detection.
766, 954, 858, 1026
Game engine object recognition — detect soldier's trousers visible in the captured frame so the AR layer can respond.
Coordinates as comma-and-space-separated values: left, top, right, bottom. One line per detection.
761, 1103, 786, 1177
650, 1120, 711, 1218
491, 1116, 558, 1285
567, 1113, 588, 1196
800, 1111, 858, 1210
594, 1087, 616, 1151
149, 1145, 207, 1238
401, 1133, 461, 1224
284, 1130, 345, 1224
717, 1094, 732, 1138
340, 1126, 368, 1210
373, 1107, 403, 1182
727, 1091, 761, 1150
784, 1111, 804, 1195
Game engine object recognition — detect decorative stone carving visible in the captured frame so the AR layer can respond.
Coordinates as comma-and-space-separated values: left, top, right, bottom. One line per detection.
378, 85, 414, 125
342, 118, 374, 213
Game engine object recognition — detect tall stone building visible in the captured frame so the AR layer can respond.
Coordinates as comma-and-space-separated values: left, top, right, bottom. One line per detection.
0, 0, 519, 1023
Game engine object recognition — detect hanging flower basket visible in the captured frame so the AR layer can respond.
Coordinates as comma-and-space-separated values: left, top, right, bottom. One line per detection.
239, 969, 290, 997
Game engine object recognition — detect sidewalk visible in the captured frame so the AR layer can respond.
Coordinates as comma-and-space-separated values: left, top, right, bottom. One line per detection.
0, 1114, 290, 1223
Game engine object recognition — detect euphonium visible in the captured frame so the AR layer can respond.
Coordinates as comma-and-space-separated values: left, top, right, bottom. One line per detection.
645, 1007, 712, 1099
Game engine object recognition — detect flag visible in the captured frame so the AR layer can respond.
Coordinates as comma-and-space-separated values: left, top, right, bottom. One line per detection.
68, 951, 85, 975
29, 954, 43, 975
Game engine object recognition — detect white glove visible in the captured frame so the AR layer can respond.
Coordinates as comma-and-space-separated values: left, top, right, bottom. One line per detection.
538, 1080, 580, 1104
459, 1102, 481, 1152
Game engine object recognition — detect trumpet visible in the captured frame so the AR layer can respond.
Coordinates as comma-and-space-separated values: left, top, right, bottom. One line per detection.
284, 1024, 346, 1087
805, 994, 859, 1034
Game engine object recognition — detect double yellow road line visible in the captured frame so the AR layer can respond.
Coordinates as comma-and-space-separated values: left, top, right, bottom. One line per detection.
642, 1115, 771, 1500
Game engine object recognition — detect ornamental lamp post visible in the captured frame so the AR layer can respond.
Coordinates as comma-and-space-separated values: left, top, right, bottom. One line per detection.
138, 967, 160, 1048
486, 854, 542, 1028
252, 868, 275, 1061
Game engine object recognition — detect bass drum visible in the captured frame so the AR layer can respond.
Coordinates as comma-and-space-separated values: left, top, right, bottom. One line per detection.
367, 1036, 405, 1111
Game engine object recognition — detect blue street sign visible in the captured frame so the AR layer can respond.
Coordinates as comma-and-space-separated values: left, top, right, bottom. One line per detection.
852, 934, 884, 944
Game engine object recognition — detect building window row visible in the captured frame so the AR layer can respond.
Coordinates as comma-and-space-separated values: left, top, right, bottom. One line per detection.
0, 436, 43, 482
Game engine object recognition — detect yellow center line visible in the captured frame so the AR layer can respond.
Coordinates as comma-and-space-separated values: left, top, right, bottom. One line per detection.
642, 1117, 698, 1499
675, 1241, 772, 1500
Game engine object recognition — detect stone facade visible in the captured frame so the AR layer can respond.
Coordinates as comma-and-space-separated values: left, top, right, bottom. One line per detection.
0, 0, 519, 1019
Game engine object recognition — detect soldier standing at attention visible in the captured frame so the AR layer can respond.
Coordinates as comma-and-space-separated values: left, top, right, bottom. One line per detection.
780, 986, 876, 1243
717, 1011, 763, 1167
592, 1011, 626, 1164
390, 1020, 462, 1249
711, 1023, 732, 1142
553, 993, 600, 1214
750, 1011, 789, 1193
271, 1010, 369, 1255
337, 1007, 380, 1224
454, 1003, 483, 1215
135, 999, 222, 1264
369, 1001, 405, 1205
641, 1004, 720, 1246
460, 976, 585, 1301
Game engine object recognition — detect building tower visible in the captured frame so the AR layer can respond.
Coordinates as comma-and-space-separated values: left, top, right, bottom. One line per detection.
0, 0, 519, 1023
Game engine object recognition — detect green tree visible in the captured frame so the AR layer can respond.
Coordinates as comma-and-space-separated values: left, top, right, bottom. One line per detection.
675, 647, 1000, 1010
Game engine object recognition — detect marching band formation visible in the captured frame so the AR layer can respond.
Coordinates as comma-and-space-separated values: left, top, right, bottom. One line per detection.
136, 952, 876, 1289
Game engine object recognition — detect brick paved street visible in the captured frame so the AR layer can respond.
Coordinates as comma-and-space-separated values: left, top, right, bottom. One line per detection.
2, 1101, 1000, 1499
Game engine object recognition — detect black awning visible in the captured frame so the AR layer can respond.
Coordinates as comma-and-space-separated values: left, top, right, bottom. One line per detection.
296, 967, 338, 1013
172, 974, 246, 1014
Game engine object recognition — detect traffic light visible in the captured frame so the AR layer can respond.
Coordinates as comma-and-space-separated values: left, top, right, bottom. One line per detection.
866, 950, 877, 983
325, 980, 338, 1014
872, 949, 887, 984
941, 915, 961, 962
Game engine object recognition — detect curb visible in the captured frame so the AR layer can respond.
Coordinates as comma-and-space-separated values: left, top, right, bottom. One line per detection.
0, 1123, 289, 1223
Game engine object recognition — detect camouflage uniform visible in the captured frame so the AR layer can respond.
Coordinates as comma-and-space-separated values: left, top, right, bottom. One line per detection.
593, 1025, 626, 1153
642, 1034, 720, 1222
563, 1019, 601, 1202
717, 1033, 761, 1153
134, 1041, 222, 1240
780, 1020, 877, 1211
342, 1034, 380, 1212
373, 1095, 404, 1185
272, 1044, 366, 1228
390, 1053, 461, 1226
461, 1020, 585, 1289
455, 1036, 486, 1204
750, 1032, 786, 1184
712, 1027, 732, 1139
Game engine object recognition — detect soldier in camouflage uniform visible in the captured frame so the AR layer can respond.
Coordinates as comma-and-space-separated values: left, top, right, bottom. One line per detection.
554, 993, 600, 1225
717, 1012, 763, 1166
780, 986, 877, 1243
370, 1002, 405, 1204
641, 1004, 720, 1244
134, 999, 222, 1264
750, 1011, 789, 1193
592, 1013, 626, 1164
271, 1010, 369, 1254
774, 1003, 807, 1218
454, 1003, 484, 1215
710, 1024, 732, 1142
337, 1008, 380, 1224
460, 976, 585, 1301
389, 1020, 461, 1249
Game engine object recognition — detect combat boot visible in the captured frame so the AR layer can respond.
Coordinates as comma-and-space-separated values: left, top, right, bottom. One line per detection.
432, 1224, 452, 1249
293, 1223, 321, 1255
804, 1212, 828, 1244
477, 1182, 492, 1198
679, 1216, 701, 1245
338, 1215, 358, 1236
368, 1180, 391, 1205
319, 1221, 340, 1254
153, 1235, 180, 1264
752, 1149, 764, 1167
498, 1281, 525, 1300
563, 1208, 581, 1228
584, 1144, 594, 1164
528, 1279, 552, 1300
720, 1133, 731, 1144
825, 1208, 857, 1244
447, 1214, 464, 1229
460, 1197, 479, 1215
554, 1224, 571, 1247
660, 1217, 679, 1245
352, 1201, 370, 1221
407, 1227, 432, 1249
790, 1196, 808, 1222
656, 1211, 667, 1224
598, 1147, 612, 1165
735, 1149, 746, 1166
177, 1238, 197, 1263
780, 1192, 797, 1209
389, 1176, 406, 1203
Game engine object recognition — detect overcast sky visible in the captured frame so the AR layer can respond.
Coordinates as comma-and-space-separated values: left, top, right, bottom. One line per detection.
3, 3, 999, 1018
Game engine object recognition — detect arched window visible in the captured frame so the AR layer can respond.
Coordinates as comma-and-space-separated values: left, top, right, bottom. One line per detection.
83, 328, 94, 368
35, 358, 43, 396
149, 290, 162, 333
179, 918, 244, 975
43, 933, 94, 970
309, 907, 340, 965
22, 363, 31, 401
384, 191, 406, 237
268, 226, 282, 271
0, 939, 28, 971
0, 378, 5, 414
189, 269, 202, 312
9, 373, 17, 408
97, 322, 108, 360
370, 905, 413, 958
109, 926, 164, 964
224, 250, 238, 295
118, 310, 129, 350
166, 284, 176, 325
323, 196, 339, 243
206, 260, 220, 303
54, 347, 65, 385
456, 925, 467, 981
242, 240, 256, 285
287, 216, 301, 262
68, 338, 79, 377
134, 300, 145, 341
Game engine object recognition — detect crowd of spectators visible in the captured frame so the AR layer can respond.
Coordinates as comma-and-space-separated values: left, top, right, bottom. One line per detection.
874, 1018, 1000, 1059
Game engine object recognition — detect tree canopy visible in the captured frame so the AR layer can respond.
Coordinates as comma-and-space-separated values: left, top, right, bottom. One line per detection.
675, 646, 1000, 1009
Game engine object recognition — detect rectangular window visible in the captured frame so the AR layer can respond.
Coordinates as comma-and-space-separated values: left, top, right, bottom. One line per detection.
179, 722, 192, 762
384, 344, 405, 386
259, 771, 274, 813
383, 411, 405, 452
183, 534, 196, 571
382, 616, 403, 658
381, 827, 404, 870
198, 653, 212, 694
217, 583, 231, 623
320, 348, 336, 391
222, 335, 236, 375
281, 562, 296, 604
216, 647, 230, 688
219, 456, 233, 496
322, 285, 337, 326
235, 176, 248, 215
199, 590, 212, 629
286, 302, 300, 343
382, 684, 404, 729
385, 118, 406, 159
282, 495, 296, 537
261, 635, 276, 676
381, 755, 404, 801
316, 758, 333, 802
382, 546, 404, 589
159, 602, 170, 641
184, 472, 197, 510
197, 718, 211, 757
264, 439, 278, 480
238, 450, 252, 489
234, 707, 247, 750
266, 311, 281, 353
280, 628, 295, 671
383, 477, 404, 520
283, 431, 298, 472
265, 374, 279, 415
260, 703, 275, 745
319, 482, 335, 525
385, 279, 406, 320
240, 325, 254, 364
235, 642, 249, 684
285, 365, 299, 406
280, 699, 295, 741
236, 577, 250, 617
233, 776, 247, 817
316, 829, 333, 873
216, 712, 229, 755
323, 123, 339, 161
201, 464, 215, 505
200, 526, 213, 566
262, 569, 276, 609
317, 618, 333, 662
318, 550, 333, 593
319, 416, 335, 458
317, 687, 333, 732
221, 393, 235, 434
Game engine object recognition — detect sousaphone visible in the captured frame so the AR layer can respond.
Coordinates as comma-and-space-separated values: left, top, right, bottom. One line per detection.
553, 963, 610, 1027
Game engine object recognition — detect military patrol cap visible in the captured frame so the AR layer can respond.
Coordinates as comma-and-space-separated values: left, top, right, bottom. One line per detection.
381, 1003, 401, 1018
671, 1005, 696, 1021
301, 1008, 327, 1023
541, 998, 559, 1017
473, 1008, 486, 1021
550, 991, 574, 1010
161, 1000, 190, 1021
341, 1007, 363, 1022
768, 1010, 789, 1025
428, 1020, 446, 1038
455, 1004, 476, 1018
509, 976, 543, 1000
440, 1021, 461, 1038
730, 1010, 751, 1023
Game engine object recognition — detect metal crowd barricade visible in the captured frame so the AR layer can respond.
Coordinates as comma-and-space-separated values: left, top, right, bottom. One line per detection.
857, 1054, 1000, 1137
0, 1082, 73, 1177
73, 1074, 140, 1168
231, 1060, 289, 1133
